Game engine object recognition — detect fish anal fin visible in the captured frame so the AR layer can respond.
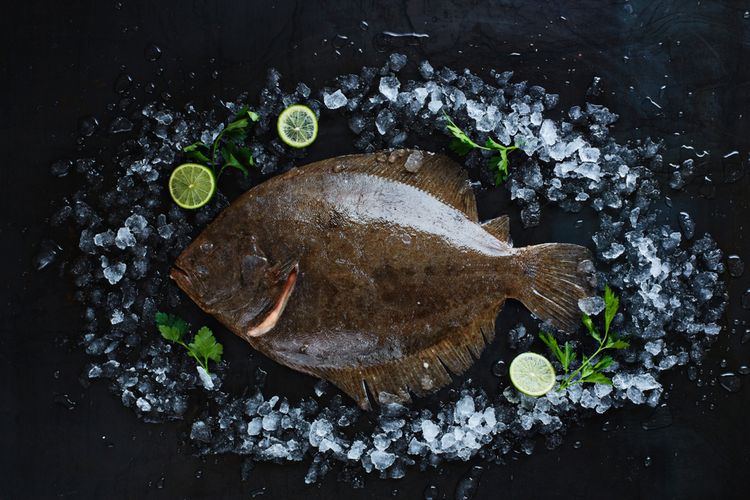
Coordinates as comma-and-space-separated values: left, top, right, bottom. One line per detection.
481, 215, 512, 245
303, 149, 479, 222
321, 312, 497, 410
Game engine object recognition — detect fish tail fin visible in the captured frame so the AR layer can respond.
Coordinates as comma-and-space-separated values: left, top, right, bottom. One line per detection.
510, 243, 596, 332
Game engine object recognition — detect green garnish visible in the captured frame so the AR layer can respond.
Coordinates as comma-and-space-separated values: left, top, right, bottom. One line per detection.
538, 285, 629, 391
155, 312, 224, 375
182, 106, 260, 178
443, 113, 519, 185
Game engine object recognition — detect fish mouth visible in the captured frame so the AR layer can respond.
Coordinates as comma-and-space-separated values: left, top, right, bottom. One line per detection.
170, 265, 194, 295
246, 263, 299, 338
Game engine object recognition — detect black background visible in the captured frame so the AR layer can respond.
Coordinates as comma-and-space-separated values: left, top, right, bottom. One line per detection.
2, 1, 749, 498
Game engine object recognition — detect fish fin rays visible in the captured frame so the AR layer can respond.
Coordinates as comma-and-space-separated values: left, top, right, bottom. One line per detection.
305, 149, 479, 222
511, 243, 596, 332
481, 215, 511, 244
319, 313, 497, 410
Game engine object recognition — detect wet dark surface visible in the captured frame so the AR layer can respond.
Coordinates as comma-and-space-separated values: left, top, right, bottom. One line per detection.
2, 0, 749, 498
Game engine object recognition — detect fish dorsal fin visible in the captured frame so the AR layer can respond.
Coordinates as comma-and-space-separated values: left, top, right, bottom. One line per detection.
306, 149, 479, 222
481, 215, 512, 245
314, 307, 499, 410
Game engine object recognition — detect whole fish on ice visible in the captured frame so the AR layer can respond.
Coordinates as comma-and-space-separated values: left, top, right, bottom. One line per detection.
171, 149, 595, 409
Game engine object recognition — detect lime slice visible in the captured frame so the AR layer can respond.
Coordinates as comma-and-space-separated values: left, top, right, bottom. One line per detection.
169, 163, 216, 209
277, 104, 318, 148
509, 352, 556, 396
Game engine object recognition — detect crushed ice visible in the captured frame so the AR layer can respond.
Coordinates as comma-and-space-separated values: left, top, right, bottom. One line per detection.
41, 53, 734, 483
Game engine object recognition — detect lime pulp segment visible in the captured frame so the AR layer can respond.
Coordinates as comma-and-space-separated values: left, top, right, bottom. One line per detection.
509, 352, 556, 396
169, 163, 216, 209
277, 105, 318, 148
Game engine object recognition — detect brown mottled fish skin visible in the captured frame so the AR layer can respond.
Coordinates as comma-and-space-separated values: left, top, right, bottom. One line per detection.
171, 149, 595, 409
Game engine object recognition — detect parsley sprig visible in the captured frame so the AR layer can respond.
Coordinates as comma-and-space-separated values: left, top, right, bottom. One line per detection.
155, 312, 224, 375
538, 286, 629, 390
444, 113, 519, 185
183, 106, 260, 178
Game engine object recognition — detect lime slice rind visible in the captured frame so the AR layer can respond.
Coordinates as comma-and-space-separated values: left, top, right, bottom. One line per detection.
169, 163, 216, 210
509, 352, 556, 397
277, 105, 318, 148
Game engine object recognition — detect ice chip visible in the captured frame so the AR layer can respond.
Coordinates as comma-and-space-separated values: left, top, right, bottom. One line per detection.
388, 53, 407, 72
323, 89, 348, 110
369, 449, 396, 471
115, 227, 136, 249
375, 108, 395, 135
103, 262, 127, 284
578, 296, 606, 315
421, 420, 440, 442
539, 119, 558, 145
197, 366, 215, 390
378, 76, 400, 101
403, 150, 424, 172
578, 147, 601, 163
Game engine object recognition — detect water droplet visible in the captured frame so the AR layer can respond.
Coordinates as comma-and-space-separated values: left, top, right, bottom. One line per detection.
53, 370, 61, 379
114, 73, 133, 94
741, 289, 750, 309
455, 465, 482, 500
727, 255, 744, 278
200, 241, 214, 253
359, 20, 369, 31
491, 360, 506, 377
720, 358, 728, 368
249, 487, 267, 497
114, 1, 123, 10
54, 393, 77, 410
144, 43, 162, 62
745, 10, 750, 19
719, 372, 741, 392
195, 469, 203, 479
161, 91, 172, 101
738, 365, 750, 375
644, 456, 652, 467
77, 115, 99, 137
211, 69, 220, 80
573, 440, 582, 449
641, 404, 673, 430
145, 82, 155, 94
423, 484, 439, 500
155, 475, 165, 489
333, 34, 349, 49
118, 96, 135, 112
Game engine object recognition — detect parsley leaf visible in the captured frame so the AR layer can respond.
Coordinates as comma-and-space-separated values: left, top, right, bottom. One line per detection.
539, 331, 564, 363
180, 108, 259, 181
604, 284, 619, 335
155, 312, 188, 343
443, 113, 519, 185
535, 286, 630, 391
183, 142, 211, 164
155, 312, 224, 375
188, 327, 224, 365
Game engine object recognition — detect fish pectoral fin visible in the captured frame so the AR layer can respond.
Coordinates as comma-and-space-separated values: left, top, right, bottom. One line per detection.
481, 215, 511, 244
246, 263, 299, 338
266, 257, 300, 284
